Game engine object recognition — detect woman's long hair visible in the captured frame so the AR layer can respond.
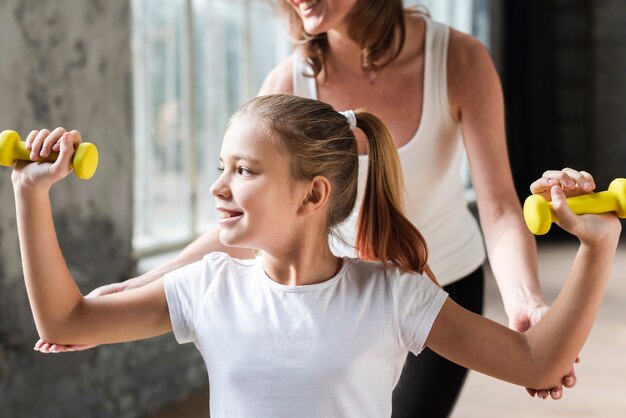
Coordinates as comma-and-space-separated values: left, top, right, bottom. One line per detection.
278, 0, 429, 77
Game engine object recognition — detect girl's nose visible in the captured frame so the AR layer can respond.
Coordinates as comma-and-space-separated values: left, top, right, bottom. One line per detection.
210, 173, 230, 199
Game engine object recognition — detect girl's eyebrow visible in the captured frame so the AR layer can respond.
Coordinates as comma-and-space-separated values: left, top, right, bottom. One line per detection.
230, 153, 262, 165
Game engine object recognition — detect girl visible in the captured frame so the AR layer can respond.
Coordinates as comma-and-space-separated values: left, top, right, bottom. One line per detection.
14, 95, 620, 417
31, 1, 568, 412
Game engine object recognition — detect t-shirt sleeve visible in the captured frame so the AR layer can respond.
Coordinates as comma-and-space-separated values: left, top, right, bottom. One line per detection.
390, 271, 448, 355
163, 259, 208, 345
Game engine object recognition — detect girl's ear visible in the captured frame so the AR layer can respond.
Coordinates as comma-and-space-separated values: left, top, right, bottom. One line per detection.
299, 176, 331, 216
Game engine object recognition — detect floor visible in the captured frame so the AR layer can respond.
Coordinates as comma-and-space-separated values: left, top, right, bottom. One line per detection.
148, 241, 626, 418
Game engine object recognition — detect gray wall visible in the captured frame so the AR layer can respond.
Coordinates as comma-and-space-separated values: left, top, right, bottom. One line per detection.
0, 1, 205, 417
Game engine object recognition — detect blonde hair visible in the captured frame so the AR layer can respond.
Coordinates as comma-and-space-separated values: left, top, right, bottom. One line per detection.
278, 0, 429, 77
234, 94, 435, 283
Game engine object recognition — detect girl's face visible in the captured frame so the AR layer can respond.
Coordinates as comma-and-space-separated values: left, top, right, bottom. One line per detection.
287, 0, 358, 35
210, 115, 308, 252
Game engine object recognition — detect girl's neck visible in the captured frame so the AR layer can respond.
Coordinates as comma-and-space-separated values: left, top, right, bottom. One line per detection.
260, 242, 341, 287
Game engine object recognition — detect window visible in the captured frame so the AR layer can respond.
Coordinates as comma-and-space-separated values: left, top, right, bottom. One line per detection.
132, 0, 290, 256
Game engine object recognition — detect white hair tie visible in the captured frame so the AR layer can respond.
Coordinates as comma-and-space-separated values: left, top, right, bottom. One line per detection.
339, 110, 357, 130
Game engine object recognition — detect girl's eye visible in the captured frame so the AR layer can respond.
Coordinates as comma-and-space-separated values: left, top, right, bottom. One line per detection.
217, 166, 224, 172
237, 166, 253, 176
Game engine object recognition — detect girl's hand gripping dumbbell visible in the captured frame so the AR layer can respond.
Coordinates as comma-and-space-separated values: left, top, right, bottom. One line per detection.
0, 129, 98, 180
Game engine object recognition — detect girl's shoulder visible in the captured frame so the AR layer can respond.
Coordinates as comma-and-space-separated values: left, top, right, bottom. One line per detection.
202, 251, 258, 272
346, 257, 433, 287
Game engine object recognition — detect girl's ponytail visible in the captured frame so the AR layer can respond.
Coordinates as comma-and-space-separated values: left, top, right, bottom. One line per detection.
354, 111, 437, 284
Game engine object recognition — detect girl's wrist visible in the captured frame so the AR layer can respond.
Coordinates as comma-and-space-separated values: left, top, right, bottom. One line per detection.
12, 179, 50, 198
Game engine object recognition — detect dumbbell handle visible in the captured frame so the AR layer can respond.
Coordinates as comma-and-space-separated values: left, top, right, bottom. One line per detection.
524, 178, 626, 235
0, 130, 98, 179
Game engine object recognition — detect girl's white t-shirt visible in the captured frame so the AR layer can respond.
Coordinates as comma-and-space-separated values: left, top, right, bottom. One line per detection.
164, 252, 447, 418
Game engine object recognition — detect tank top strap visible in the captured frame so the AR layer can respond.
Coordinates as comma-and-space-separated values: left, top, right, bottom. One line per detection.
292, 53, 318, 99
422, 17, 455, 126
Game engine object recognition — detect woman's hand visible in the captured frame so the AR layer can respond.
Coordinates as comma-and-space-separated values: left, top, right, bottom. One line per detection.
11, 129, 82, 190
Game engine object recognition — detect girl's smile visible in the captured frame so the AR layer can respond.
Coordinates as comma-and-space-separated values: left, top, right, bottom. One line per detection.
216, 207, 244, 224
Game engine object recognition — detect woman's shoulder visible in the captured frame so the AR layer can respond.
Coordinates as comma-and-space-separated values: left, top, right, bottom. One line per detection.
257, 53, 298, 96
447, 28, 492, 73
446, 28, 499, 113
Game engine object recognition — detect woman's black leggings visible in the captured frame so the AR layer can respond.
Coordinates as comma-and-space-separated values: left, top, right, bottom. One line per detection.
391, 266, 485, 418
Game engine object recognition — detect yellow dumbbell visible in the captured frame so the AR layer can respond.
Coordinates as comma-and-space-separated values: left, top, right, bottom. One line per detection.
0, 130, 98, 179
524, 178, 626, 235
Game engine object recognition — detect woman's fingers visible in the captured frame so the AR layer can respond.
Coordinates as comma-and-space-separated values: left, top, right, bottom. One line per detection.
541, 169, 595, 193
532, 168, 596, 202
562, 168, 595, 192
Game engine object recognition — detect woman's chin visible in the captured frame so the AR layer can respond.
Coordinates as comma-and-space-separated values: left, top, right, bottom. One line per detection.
302, 17, 329, 36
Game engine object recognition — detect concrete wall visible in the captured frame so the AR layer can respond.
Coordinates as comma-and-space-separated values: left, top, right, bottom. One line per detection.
0, 1, 205, 417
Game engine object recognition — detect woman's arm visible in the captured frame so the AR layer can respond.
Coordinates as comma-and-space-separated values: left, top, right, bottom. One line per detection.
90, 229, 254, 297
447, 31, 572, 398
427, 182, 620, 389
448, 29, 547, 330
13, 131, 171, 345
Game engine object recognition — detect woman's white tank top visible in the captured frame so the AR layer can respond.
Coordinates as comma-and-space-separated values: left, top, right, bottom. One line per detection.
293, 17, 485, 286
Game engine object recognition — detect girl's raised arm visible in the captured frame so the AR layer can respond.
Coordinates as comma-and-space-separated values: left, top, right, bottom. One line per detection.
13, 130, 172, 346
426, 172, 621, 392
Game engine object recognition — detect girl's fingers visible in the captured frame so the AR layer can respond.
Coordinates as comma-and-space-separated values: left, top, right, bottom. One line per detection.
52, 129, 80, 152
551, 186, 585, 235
40, 127, 67, 158
66, 130, 82, 147
51, 134, 75, 178
29, 129, 51, 160
25, 130, 39, 151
